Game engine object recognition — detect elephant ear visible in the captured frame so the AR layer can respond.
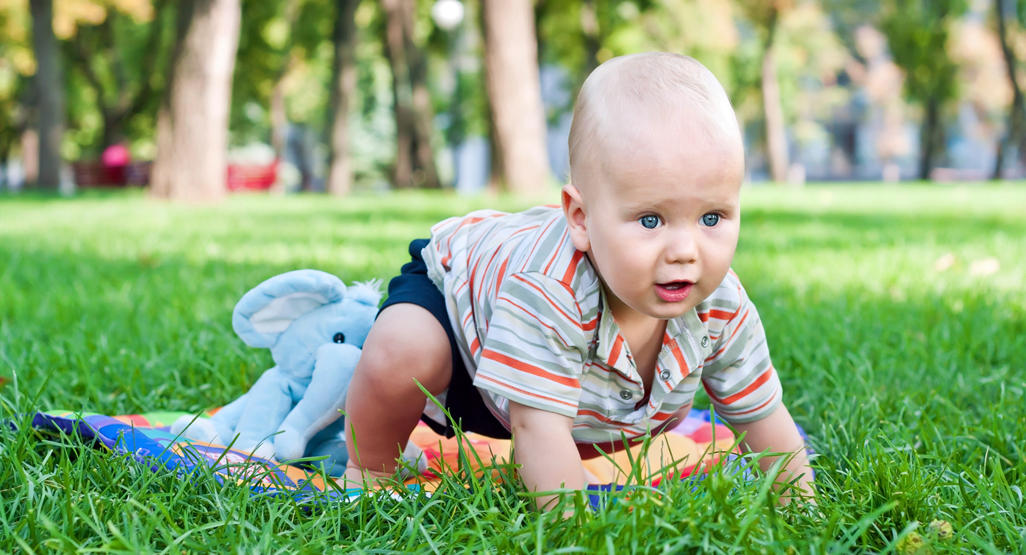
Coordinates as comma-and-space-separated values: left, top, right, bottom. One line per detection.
233, 269, 347, 348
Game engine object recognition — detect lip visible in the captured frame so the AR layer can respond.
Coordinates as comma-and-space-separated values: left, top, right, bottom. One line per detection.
654, 281, 693, 302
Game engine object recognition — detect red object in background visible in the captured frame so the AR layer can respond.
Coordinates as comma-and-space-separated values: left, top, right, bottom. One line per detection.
73, 144, 139, 187
74, 156, 278, 191
226, 159, 279, 191
72, 161, 125, 187
72, 160, 152, 187
101, 144, 130, 166
100, 144, 129, 184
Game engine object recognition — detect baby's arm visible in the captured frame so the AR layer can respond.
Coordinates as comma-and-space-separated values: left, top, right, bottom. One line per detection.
732, 403, 815, 504
509, 401, 588, 511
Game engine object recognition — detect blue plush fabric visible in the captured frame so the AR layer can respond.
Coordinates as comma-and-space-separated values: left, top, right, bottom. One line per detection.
172, 270, 380, 475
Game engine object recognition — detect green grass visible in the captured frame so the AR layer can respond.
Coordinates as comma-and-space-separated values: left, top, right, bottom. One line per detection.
1, 184, 1024, 552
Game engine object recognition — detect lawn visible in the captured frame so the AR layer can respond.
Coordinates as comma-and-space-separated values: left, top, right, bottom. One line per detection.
1, 184, 1024, 552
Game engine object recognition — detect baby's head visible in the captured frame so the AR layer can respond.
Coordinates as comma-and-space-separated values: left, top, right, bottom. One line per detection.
562, 53, 746, 322
568, 52, 743, 194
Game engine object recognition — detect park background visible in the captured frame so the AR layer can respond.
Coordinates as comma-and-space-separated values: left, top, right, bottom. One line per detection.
1, 0, 1025, 552
3, 0, 1026, 195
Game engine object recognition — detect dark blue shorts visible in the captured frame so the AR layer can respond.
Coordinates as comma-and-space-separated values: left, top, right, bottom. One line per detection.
379, 239, 511, 439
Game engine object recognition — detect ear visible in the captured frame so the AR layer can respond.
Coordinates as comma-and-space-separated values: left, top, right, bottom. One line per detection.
562, 183, 590, 252
233, 270, 347, 348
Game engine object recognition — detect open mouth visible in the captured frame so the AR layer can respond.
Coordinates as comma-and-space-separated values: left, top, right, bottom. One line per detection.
655, 281, 693, 302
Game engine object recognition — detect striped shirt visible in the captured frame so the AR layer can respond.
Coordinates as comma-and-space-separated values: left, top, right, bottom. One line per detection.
422, 205, 781, 444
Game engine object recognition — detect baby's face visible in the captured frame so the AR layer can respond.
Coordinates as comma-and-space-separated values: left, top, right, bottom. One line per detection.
564, 111, 744, 325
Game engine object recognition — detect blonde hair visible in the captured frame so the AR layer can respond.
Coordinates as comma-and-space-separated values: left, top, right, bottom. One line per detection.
568, 52, 741, 186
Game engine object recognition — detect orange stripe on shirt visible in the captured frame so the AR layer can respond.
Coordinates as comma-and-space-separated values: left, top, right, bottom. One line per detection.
708, 308, 738, 321
442, 215, 489, 266
510, 274, 583, 330
524, 218, 557, 266
724, 309, 750, 344
470, 243, 503, 300
493, 258, 509, 298
652, 411, 679, 421
723, 394, 777, 417
561, 249, 585, 284
475, 373, 578, 409
607, 335, 624, 367
576, 409, 632, 426
502, 297, 573, 347
481, 349, 581, 388
704, 366, 774, 405
665, 337, 692, 375
543, 231, 569, 274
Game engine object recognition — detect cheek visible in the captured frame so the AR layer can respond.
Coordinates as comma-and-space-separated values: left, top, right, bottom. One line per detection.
705, 229, 739, 268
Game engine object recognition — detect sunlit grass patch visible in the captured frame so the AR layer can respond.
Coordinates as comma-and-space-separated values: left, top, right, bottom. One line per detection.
1, 183, 1024, 550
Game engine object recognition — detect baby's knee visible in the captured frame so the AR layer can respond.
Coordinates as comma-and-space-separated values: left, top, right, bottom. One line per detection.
356, 326, 452, 394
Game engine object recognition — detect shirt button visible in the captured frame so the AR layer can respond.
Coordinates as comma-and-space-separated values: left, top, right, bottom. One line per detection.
619, 390, 632, 400
701, 336, 709, 348
659, 370, 671, 380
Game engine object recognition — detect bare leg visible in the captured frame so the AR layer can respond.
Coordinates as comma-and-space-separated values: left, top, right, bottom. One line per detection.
342, 303, 452, 487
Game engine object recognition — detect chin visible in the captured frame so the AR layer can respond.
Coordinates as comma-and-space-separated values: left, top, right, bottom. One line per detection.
648, 304, 692, 320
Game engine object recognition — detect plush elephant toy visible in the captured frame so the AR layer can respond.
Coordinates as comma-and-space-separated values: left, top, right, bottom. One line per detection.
171, 269, 422, 476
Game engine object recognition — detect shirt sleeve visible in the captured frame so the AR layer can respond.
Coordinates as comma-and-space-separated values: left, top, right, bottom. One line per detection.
472, 272, 587, 418
701, 281, 782, 423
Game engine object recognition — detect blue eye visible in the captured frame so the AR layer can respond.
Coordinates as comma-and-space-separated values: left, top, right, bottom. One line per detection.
701, 213, 720, 227
639, 215, 660, 229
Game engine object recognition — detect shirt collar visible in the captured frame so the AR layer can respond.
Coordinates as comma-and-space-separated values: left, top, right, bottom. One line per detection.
592, 287, 713, 378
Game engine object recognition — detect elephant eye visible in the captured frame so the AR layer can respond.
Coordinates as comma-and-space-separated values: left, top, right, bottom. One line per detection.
332, 332, 345, 344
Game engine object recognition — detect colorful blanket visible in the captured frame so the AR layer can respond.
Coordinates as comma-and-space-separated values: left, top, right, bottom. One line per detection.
28, 409, 740, 502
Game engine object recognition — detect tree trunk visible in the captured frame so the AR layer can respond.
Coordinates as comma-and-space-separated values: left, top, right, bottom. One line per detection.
269, 0, 299, 164
760, 7, 789, 184
326, 0, 360, 196
993, 0, 1026, 179
382, 0, 439, 189
150, 0, 240, 202
918, 96, 941, 180
29, 0, 64, 190
482, 0, 550, 194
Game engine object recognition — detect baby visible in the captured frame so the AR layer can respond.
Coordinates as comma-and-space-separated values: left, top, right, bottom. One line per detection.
343, 52, 814, 508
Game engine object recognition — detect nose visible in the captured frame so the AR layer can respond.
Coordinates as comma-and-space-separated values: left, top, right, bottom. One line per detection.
665, 225, 699, 264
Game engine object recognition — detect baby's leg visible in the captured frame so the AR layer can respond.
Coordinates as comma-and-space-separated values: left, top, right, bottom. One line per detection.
342, 303, 452, 486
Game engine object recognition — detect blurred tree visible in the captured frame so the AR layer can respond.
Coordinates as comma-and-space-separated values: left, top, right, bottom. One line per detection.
29, 0, 64, 189
150, 0, 241, 201
235, 0, 318, 189
879, 0, 967, 180
61, 2, 171, 155
737, 0, 795, 184
481, 0, 550, 193
536, 0, 655, 93
326, 0, 361, 195
993, 0, 1026, 177
0, 6, 31, 187
267, 0, 301, 162
382, 0, 439, 189
228, 1, 283, 147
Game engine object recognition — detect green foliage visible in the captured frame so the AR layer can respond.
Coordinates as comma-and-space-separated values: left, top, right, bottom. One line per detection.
1, 185, 1025, 550
0, 4, 31, 158
878, 0, 966, 105
60, 4, 173, 159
